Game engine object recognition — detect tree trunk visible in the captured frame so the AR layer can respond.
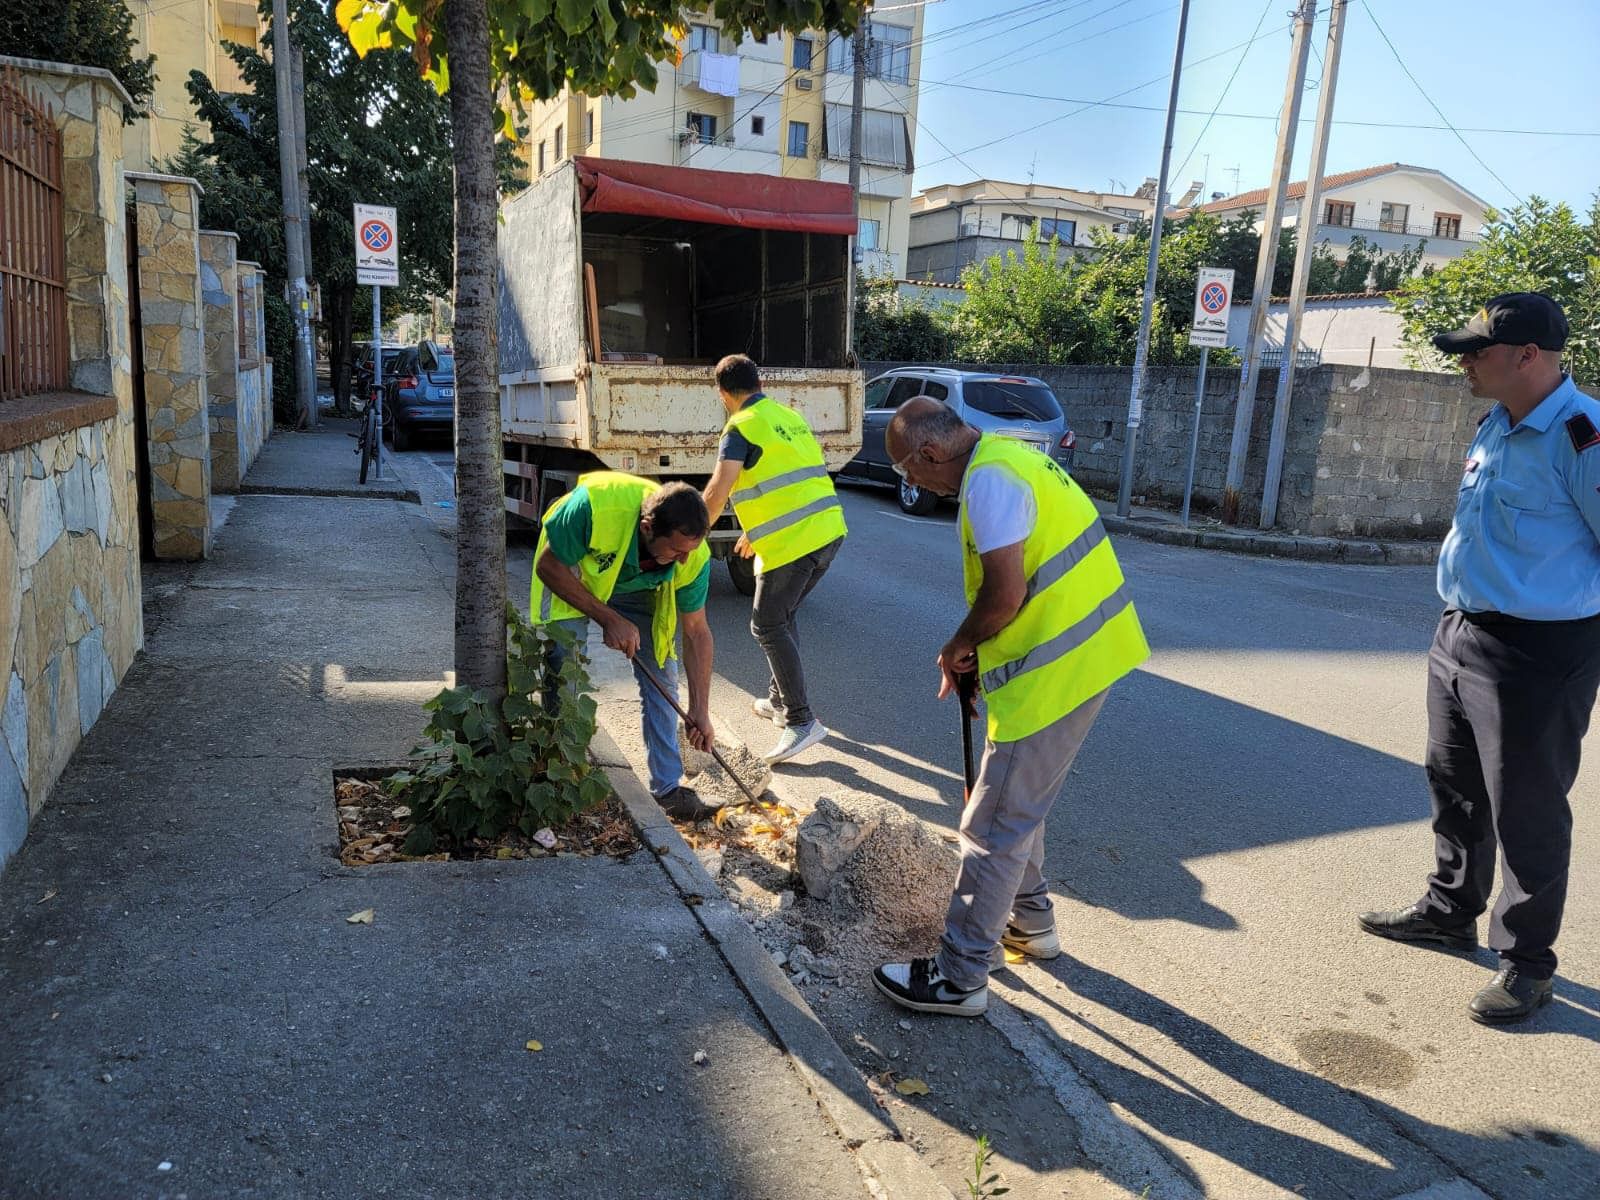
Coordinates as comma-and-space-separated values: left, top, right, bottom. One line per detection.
445, 0, 507, 699
330, 283, 354, 415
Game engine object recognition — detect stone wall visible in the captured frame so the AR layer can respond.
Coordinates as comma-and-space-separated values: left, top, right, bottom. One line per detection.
862, 360, 1479, 537
130, 172, 211, 560
0, 58, 144, 869
199, 230, 240, 489
239, 266, 269, 469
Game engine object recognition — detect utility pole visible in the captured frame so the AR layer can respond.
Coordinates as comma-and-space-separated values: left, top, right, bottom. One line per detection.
1220, 0, 1317, 524
1260, 0, 1347, 528
1115, 0, 1191, 518
271, 0, 316, 430
290, 42, 316, 425
848, 17, 868, 264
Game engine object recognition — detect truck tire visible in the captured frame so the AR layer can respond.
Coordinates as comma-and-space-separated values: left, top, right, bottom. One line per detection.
898, 479, 938, 516
726, 553, 756, 597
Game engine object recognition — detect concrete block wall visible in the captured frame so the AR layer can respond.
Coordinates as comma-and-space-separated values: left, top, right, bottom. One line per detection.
862, 359, 1478, 537
214, 261, 266, 491
130, 172, 211, 560
0, 58, 144, 870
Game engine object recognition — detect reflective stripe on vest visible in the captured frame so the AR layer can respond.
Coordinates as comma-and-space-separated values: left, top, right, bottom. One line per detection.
529, 471, 708, 665
725, 397, 846, 574
960, 435, 1149, 742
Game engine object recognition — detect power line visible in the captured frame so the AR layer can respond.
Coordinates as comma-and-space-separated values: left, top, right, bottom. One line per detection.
1357, 0, 1523, 206
935, 0, 1159, 87
916, 18, 1299, 174
1170, 0, 1274, 181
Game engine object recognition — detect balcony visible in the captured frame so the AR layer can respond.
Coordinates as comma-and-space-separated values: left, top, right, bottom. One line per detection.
1318, 215, 1477, 242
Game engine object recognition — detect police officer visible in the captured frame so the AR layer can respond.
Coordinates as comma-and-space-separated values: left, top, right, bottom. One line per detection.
1360, 292, 1600, 1025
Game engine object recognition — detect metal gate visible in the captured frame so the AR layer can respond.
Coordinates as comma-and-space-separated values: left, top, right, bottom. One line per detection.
0, 67, 69, 401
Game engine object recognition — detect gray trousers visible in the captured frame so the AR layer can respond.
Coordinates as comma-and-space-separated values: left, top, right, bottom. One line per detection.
751, 537, 841, 728
936, 689, 1108, 991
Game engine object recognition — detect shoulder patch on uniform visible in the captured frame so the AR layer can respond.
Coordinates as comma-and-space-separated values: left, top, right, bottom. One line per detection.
1567, 413, 1600, 452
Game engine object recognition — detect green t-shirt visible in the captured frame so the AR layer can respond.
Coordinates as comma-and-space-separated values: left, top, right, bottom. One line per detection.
542, 485, 710, 612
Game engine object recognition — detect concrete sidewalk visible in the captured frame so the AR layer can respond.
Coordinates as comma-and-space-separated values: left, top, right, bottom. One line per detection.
240, 417, 420, 503
0, 445, 879, 1198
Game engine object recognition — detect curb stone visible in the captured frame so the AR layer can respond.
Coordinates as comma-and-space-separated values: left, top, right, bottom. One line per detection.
1099, 514, 1438, 565
238, 481, 422, 504
590, 725, 958, 1200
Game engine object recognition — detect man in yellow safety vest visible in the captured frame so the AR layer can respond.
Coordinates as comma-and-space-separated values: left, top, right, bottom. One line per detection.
702, 355, 847, 765
872, 397, 1150, 1017
531, 473, 718, 821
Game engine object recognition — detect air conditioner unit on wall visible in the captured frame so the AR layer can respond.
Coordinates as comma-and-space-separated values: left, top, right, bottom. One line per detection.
795, 76, 813, 91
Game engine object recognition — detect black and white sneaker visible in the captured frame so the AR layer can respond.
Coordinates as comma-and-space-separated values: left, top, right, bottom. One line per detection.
872, 957, 988, 1017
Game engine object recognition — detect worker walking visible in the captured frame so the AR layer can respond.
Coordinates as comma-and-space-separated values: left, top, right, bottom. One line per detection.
531, 472, 719, 822
872, 398, 1149, 1016
1360, 292, 1600, 1025
702, 354, 847, 764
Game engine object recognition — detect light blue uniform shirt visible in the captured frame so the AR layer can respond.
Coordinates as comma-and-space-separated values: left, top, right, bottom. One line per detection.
1437, 376, 1600, 620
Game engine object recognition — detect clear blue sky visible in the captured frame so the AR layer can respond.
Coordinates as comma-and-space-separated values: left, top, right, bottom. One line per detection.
909, 0, 1600, 213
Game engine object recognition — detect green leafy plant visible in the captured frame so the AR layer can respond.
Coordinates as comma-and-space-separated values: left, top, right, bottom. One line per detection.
390, 606, 610, 853
965, 1134, 1010, 1199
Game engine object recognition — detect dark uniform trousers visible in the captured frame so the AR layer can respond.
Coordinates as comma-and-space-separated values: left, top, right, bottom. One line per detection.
1419, 608, 1600, 977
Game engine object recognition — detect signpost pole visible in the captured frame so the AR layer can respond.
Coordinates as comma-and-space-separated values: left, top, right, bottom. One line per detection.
372, 284, 383, 481
1184, 266, 1233, 526
1181, 347, 1209, 526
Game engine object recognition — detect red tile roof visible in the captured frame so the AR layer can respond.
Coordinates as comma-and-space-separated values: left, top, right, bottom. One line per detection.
1192, 163, 1403, 215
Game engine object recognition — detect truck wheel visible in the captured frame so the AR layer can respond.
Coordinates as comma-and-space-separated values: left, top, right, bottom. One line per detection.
898, 479, 938, 516
726, 554, 756, 597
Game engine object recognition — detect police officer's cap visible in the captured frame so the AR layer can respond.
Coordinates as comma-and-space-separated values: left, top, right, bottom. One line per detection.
1433, 292, 1569, 355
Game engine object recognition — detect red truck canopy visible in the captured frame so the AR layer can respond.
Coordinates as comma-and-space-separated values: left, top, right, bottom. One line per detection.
574, 157, 857, 236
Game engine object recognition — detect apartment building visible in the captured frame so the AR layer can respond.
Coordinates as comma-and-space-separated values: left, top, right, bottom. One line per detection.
123, 0, 260, 171
522, 9, 923, 277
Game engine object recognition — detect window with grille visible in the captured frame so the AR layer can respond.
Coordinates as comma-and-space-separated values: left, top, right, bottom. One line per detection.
1433, 212, 1461, 239
787, 120, 809, 157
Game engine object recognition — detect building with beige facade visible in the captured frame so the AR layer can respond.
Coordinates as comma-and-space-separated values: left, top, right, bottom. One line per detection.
521, 9, 923, 277
123, 0, 260, 172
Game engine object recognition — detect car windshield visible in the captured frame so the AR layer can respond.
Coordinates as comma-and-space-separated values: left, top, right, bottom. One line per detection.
963, 381, 1062, 421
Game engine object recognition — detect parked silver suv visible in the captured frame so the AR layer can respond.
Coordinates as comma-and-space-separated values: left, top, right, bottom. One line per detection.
839, 368, 1076, 514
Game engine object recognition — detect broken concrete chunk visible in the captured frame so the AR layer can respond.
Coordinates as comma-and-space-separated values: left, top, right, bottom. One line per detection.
786, 944, 817, 975
795, 793, 885, 900
693, 847, 724, 878
677, 727, 772, 804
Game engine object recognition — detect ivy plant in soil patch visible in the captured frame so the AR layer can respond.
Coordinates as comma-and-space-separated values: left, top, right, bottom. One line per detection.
389, 606, 610, 853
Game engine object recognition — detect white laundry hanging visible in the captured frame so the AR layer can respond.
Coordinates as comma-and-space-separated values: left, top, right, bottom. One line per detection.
697, 51, 740, 98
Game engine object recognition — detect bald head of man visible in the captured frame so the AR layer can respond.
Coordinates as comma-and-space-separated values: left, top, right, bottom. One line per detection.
885, 397, 980, 498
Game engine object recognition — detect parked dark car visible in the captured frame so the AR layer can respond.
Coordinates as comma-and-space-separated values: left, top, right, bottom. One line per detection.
838, 368, 1076, 514
352, 342, 407, 407
382, 340, 455, 450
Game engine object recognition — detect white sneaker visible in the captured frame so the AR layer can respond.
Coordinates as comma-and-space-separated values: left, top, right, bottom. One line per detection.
989, 921, 1062, 968
872, 957, 987, 1017
762, 720, 827, 764
752, 697, 785, 726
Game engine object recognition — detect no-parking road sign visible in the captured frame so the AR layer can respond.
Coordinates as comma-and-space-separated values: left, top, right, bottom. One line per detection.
354, 203, 399, 286
1189, 266, 1233, 348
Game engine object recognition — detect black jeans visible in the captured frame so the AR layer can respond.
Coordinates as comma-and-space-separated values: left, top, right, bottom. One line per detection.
1418, 608, 1600, 977
750, 537, 842, 728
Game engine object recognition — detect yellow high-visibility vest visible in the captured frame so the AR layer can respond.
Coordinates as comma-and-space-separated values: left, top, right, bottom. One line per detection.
529, 471, 709, 664
724, 396, 847, 573
960, 435, 1149, 742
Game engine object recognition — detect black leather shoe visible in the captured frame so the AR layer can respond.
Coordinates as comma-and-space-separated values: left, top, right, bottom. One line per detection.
1469, 966, 1553, 1025
657, 785, 717, 822
1357, 905, 1477, 951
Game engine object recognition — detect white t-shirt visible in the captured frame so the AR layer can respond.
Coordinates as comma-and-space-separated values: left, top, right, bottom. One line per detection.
961, 463, 1036, 554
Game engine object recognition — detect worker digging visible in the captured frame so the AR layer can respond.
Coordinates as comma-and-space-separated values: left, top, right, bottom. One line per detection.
870, 397, 1151, 1017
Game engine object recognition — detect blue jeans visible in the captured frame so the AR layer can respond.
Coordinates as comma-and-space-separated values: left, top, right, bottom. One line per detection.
546, 592, 684, 799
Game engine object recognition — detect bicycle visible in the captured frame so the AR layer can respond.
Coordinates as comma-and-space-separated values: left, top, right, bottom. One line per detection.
352, 386, 381, 483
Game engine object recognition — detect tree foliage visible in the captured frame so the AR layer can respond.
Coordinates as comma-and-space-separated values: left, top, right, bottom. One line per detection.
1393, 195, 1598, 385
0, 0, 156, 120
854, 274, 953, 361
